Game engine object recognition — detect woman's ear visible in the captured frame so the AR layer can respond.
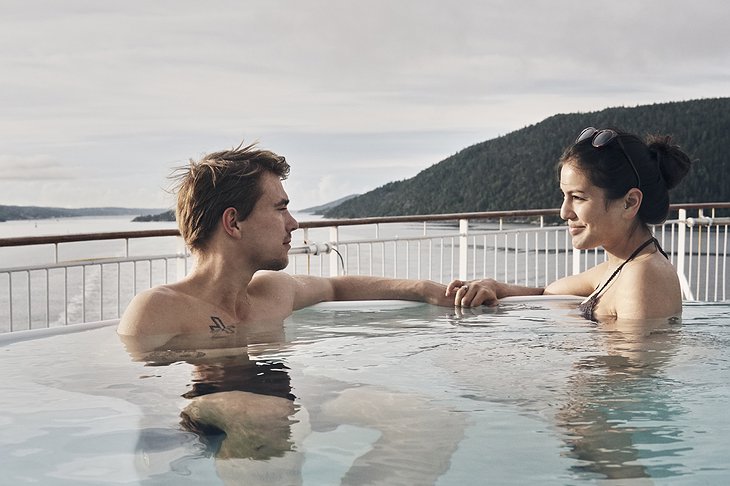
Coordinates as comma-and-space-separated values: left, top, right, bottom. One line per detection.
221, 207, 241, 237
623, 189, 643, 217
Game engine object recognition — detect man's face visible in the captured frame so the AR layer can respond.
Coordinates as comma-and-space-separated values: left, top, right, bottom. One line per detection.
239, 172, 299, 271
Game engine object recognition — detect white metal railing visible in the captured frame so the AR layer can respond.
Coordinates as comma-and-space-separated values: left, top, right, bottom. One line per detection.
1, 203, 728, 333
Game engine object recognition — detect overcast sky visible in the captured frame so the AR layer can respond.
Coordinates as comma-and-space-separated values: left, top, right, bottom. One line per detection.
1, 0, 728, 211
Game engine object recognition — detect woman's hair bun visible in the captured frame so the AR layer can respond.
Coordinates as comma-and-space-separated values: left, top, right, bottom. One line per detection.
646, 135, 692, 190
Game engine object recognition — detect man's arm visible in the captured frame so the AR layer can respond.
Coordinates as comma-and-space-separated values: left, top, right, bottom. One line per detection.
290, 275, 452, 310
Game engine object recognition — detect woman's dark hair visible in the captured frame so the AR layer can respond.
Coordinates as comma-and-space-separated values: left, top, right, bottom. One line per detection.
558, 128, 692, 224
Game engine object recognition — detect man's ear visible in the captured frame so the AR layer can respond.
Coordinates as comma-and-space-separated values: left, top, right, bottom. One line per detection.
221, 207, 241, 237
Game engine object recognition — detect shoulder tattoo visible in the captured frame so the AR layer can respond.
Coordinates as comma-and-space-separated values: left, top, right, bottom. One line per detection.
209, 316, 235, 337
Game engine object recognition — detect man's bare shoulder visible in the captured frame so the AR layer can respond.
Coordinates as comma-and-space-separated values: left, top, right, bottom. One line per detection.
249, 271, 333, 311
118, 284, 193, 336
250, 269, 292, 284
249, 270, 298, 295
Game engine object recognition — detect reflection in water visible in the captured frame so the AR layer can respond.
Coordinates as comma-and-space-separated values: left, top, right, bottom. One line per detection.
182, 358, 296, 401
179, 357, 298, 462
120, 323, 305, 483
120, 317, 467, 485
557, 318, 686, 480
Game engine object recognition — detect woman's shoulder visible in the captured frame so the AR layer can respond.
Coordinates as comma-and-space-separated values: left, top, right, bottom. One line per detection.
613, 252, 681, 318
623, 251, 677, 281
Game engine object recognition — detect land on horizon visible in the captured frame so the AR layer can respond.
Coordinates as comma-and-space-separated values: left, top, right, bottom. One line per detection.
323, 97, 730, 218
0, 205, 167, 223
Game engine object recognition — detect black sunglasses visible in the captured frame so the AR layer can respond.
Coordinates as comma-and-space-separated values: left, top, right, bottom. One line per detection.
575, 127, 641, 188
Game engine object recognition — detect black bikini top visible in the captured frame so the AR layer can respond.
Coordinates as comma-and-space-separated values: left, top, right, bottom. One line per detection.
578, 237, 668, 321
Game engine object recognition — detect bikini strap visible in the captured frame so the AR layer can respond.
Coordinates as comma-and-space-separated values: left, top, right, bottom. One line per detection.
591, 237, 660, 297
653, 238, 669, 259
626, 236, 660, 262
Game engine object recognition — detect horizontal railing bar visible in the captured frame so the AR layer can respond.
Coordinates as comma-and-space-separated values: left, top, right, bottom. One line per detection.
298, 208, 561, 227
0, 229, 180, 247
299, 203, 730, 228
0, 230, 590, 276
0, 243, 331, 273
0, 253, 182, 273
685, 217, 730, 226
3, 203, 727, 248
326, 226, 567, 247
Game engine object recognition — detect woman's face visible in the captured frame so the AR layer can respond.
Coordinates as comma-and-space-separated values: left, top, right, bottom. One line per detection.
559, 161, 624, 250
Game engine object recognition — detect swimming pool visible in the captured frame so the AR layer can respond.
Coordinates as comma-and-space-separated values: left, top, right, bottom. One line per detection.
1, 297, 729, 484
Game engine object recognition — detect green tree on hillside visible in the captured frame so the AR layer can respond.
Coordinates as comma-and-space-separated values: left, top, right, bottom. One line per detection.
325, 98, 729, 218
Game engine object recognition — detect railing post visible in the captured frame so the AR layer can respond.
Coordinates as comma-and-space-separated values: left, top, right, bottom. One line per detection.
176, 236, 188, 282
571, 247, 581, 276
329, 226, 340, 277
459, 219, 468, 281
302, 227, 309, 275
676, 208, 693, 300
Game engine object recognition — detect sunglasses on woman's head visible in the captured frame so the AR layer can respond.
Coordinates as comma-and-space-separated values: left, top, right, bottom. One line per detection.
575, 127, 641, 189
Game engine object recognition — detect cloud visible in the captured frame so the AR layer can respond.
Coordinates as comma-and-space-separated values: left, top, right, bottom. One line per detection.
0, 0, 728, 209
0, 154, 77, 180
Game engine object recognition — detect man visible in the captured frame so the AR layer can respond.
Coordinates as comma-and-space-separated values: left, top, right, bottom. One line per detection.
118, 142, 453, 339
118, 143, 466, 482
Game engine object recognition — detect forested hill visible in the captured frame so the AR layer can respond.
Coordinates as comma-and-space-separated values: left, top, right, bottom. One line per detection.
324, 97, 730, 218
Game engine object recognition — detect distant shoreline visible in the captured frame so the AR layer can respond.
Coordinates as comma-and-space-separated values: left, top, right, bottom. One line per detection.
0, 205, 168, 223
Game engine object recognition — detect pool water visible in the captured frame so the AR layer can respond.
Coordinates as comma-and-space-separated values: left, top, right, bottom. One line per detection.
1, 298, 729, 485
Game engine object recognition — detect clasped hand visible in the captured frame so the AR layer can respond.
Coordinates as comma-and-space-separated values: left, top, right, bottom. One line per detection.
445, 279, 500, 307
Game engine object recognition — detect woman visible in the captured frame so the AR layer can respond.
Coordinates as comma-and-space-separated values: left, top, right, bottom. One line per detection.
447, 127, 692, 321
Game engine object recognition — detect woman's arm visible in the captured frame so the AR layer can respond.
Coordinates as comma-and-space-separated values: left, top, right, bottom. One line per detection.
446, 278, 544, 307
447, 262, 608, 307
543, 264, 606, 296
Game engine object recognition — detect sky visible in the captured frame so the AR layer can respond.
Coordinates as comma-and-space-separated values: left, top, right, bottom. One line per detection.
1, 0, 728, 212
